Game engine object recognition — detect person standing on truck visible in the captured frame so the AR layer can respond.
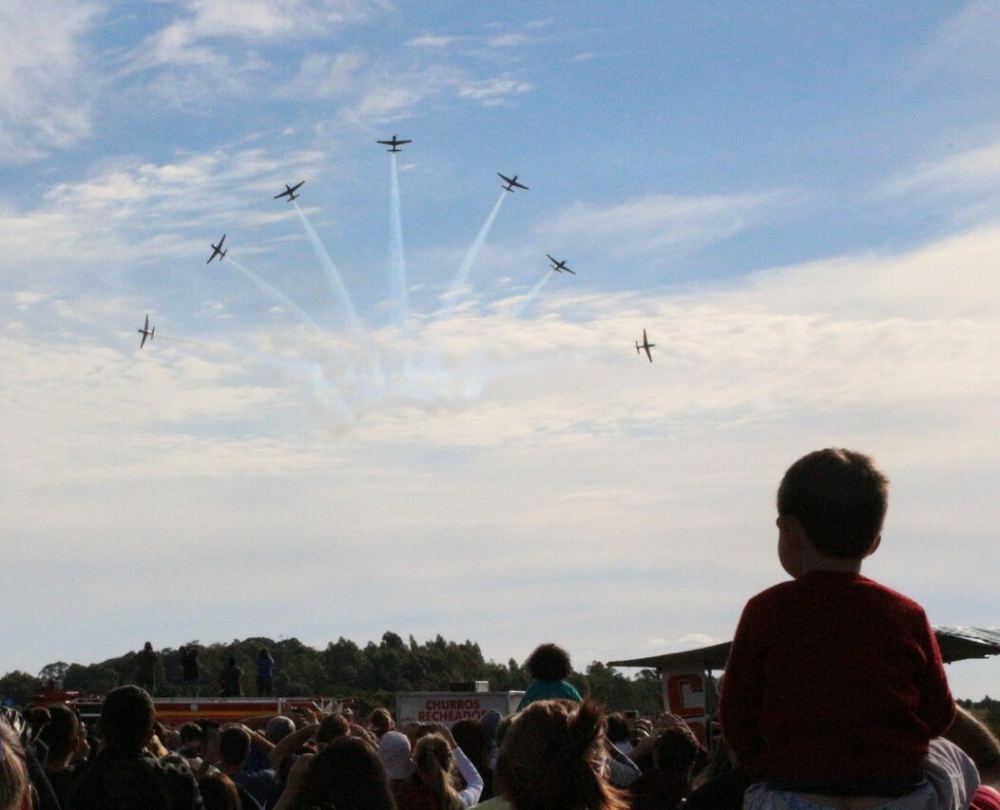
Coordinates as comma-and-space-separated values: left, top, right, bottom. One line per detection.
218, 657, 243, 698
136, 642, 157, 694
179, 646, 200, 697
255, 649, 274, 697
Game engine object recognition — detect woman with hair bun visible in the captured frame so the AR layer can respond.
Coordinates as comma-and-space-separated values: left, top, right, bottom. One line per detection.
0, 717, 32, 810
495, 699, 628, 810
399, 725, 483, 810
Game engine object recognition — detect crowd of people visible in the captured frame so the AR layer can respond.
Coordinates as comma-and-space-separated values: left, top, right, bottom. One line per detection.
2, 654, 998, 810
2, 448, 1000, 809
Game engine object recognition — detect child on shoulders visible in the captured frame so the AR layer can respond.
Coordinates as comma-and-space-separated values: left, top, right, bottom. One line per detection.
720, 448, 979, 810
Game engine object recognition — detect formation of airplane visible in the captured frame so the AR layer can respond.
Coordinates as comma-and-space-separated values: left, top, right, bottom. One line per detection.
137, 314, 154, 349
148, 160, 658, 366
207, 234, 227, 264
547, 255, 576, 275
274, 181, 305, 201
498, 173, 528, 192
377, 135, 412, 152
636, 329, 655, 362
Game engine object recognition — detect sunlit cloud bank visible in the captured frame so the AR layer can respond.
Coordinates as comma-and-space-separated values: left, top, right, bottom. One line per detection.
3, 212, 999, 692
4, 214, 997, 490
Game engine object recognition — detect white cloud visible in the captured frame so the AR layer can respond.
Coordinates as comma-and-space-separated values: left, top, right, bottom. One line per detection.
881, 140, 1000, 200
118, 0, 382, 102
295, 52, 365, 98
538, 190, 789, 259
0, 0, 98, 161
487, 33, 532, 48
342, 61, 531, 123
737, 221, 1000, 319
156, 0, 375, 44
456, 77, 532, 106
406, 33, 462, 49
926, 0, 1000, 70
2, 219, 999, 696
0, 148, 325, 275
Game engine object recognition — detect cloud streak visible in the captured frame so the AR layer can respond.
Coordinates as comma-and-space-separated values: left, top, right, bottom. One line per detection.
538, 190, 791, 259
0, 0, 98, 161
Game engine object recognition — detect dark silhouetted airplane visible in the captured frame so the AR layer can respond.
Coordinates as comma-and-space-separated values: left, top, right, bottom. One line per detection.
377, 135, 412, 152
547, 255, 576, 275
274, 181, 305, 201
498, 173, 528, 192
138, 314, 154, 348
636, 329, 655, 362
207, 234, 227, 264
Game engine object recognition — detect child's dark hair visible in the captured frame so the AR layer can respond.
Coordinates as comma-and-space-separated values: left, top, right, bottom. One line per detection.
525, 643, 572, 681
777, 448, 888, 559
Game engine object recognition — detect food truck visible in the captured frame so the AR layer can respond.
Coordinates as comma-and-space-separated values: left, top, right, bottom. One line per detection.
396, 681, 523, 727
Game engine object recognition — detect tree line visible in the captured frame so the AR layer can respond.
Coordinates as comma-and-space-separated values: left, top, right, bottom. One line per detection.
0, 632, 665, 718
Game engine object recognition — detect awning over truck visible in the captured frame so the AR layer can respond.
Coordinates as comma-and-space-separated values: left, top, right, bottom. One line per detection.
607, 626, 1000, 671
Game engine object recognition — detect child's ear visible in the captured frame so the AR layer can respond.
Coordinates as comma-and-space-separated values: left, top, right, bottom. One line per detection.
866, 534, 881, 557
776, 515, 803, 547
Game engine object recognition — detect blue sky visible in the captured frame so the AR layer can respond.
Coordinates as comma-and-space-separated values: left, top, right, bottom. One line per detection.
2, 0, 999, 700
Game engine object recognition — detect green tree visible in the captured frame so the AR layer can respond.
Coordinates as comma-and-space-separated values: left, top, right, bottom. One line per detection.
4, 632, 660, 711
38, 662, 70, 682
986, 704, 1000, 738
0, 671, 41, 706
324, 637, 367, 690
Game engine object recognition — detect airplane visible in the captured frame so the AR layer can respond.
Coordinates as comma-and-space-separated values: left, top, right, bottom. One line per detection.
274, 181, 305, 201
137, 314, 154, 349
377, 135, 412, 152
546, 255, 576, 275
636, 329, 655, 362
207, 234, 227, 264
498, 173, 528, 192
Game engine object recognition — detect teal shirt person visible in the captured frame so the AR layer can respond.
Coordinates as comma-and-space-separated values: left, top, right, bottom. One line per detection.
516, 679, 582, 711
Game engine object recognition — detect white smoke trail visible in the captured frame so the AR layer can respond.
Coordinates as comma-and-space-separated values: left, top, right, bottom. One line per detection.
388, 152, 408, 322
443, 192, 507, 309
508, 269, 555, 318
294, 202, 361, 330
227, 258, 329, 333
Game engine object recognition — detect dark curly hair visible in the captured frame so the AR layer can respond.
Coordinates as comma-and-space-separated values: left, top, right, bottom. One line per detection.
525, 643, 572, 681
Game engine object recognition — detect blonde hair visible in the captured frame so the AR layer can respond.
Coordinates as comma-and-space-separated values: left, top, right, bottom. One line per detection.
0, 718, 30, 810
496, 699, 629, 810
412, 733, 463, 810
